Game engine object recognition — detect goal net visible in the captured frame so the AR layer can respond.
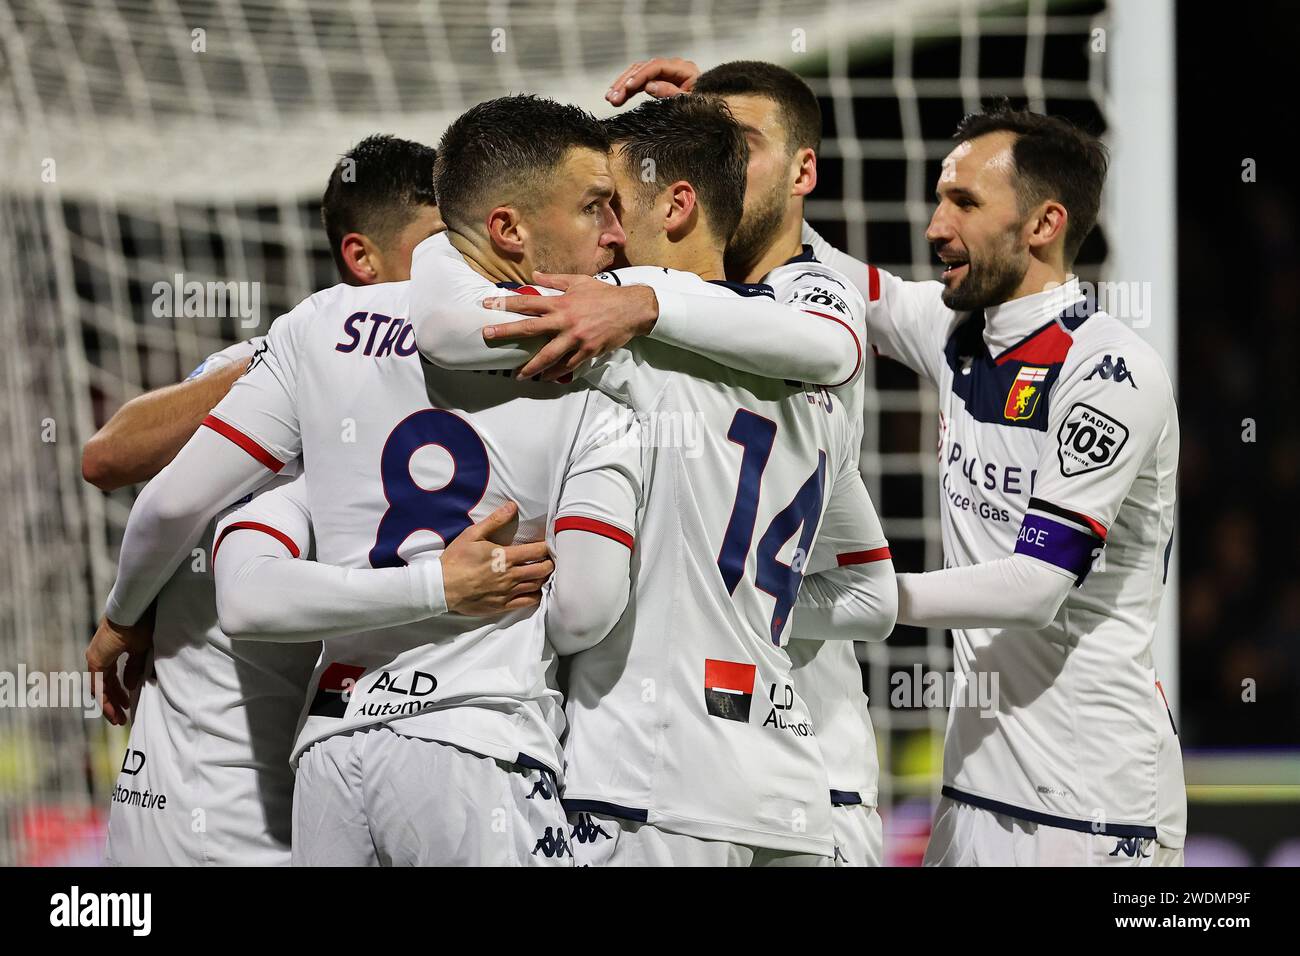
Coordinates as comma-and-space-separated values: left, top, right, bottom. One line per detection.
1, 0, 1160, 865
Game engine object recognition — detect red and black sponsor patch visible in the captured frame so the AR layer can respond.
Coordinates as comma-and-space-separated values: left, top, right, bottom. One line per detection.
704, 658, 757, 722
308, 663, 365, 718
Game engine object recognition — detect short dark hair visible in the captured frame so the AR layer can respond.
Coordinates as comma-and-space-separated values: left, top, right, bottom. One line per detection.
954, 102, 1110, 264
433, 95, 610, 232
693, 60, 822, 153
602, 94, 748, 243
320, 134, 437, 277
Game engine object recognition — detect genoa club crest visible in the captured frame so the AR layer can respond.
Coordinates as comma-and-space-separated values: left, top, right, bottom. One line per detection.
1004, 365, 1049, 421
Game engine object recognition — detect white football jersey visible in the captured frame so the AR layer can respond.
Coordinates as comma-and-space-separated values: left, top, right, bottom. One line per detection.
783, 639, 878, 806
765, 247, 884, 808
551, 267, 883, 857
105, 340, 319, 867
203, 280, 641, 775
410, 244, 882, 855
813, 239, 1184, 845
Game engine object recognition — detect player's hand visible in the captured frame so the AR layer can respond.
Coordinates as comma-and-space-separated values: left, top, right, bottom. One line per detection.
86, 608, 155, 726
440, 501, 555, 616
606, 58, 702, 105
481, 278, 659, 381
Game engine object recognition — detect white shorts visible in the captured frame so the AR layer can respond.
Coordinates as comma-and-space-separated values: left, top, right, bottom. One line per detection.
831, 802, 883, 867
1152, 844, 1184, 866
566, 812, 832, 867
293, 724, 571, 866
923, 796, 1161, 867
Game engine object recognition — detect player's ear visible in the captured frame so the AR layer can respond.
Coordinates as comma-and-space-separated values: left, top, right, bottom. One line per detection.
664, 181, 697, 236
486, 206, 526, 257
791, 147, 817, 198
1026, 199, 1068, 255
339, 233, 381, 286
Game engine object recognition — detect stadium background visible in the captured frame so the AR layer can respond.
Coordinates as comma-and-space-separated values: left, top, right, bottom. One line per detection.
1, 0, 1295, 865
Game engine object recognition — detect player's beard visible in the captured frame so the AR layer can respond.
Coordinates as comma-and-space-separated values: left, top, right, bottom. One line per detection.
939, 221, 1029, 312
725, 176, 787, 277
532, 238, 614, 277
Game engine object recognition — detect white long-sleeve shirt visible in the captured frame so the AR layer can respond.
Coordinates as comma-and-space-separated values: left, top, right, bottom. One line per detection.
412, 232, 864, 387
103, 339, 318, 868
804, 222, 1185, 848
212, 474, 446, 642
105, 277, 644, 776
765, 245, 897, 810
213, 472, 632, 655
410, 238, 888, 857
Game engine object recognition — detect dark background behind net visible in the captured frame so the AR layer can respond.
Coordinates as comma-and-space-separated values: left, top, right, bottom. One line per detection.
1174, 0, 1299, 747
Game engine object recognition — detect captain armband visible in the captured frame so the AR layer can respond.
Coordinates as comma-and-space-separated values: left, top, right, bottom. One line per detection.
1013, 497, 1107, 585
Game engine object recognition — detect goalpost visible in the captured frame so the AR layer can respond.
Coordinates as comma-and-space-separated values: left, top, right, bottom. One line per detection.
1105, 0, 1178, 712
0, 0, 1172, 864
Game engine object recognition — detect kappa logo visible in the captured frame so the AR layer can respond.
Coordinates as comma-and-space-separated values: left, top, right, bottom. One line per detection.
704, 658, 757, 722
1084, 354, 1138, 389
244, 339, 270, 375
569, 813, 612, 845
1004, 366, 1049, 420
526, 776, 553, 801
1109, 837, 1151, 859
531, 826, 573, 859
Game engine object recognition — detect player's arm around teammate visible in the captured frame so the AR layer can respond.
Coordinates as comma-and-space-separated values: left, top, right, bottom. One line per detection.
601, 55, 955, 388
212, 480, 556, 643
81, 342, 255, 491
85, 134, 446, 711
409, 233, 863, 388
81, 336, 261, 722
731, 98, 1124, 633
793, 470, 898, 640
